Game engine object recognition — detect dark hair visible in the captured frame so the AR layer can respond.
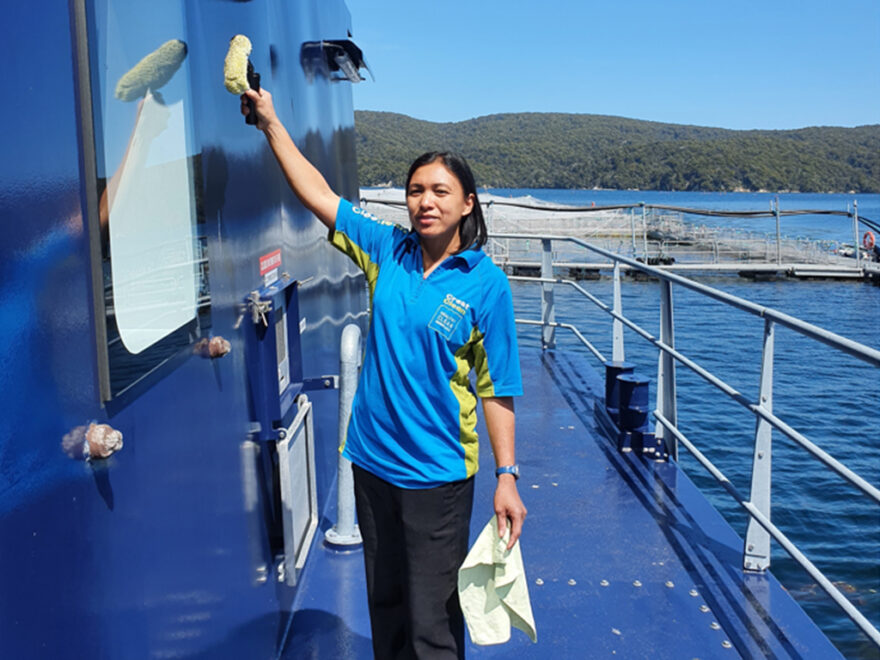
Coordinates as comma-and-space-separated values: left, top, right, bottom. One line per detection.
405, 151, 487, 252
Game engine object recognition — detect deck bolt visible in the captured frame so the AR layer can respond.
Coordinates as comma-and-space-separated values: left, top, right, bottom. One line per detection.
722, 641, 732, 649
568, 579, 577, 586
689, 589, 699, 597
632, 580, 642, 588
747, 544, 754, 551
700, 605, 710, 613
711, 622, 721, 630
600, 579, 609, 587
535, 578, 544, 586
611, 628, 621, 636
665, 581, 674, 588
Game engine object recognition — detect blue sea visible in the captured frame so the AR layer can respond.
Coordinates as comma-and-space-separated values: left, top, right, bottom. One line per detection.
497, 189, 880, 657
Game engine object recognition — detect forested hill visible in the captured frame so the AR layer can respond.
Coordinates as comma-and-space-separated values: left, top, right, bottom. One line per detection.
353, 111, 880, 193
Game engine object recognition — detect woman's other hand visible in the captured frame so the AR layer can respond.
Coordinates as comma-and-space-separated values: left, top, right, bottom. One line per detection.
495, 475, 526, 550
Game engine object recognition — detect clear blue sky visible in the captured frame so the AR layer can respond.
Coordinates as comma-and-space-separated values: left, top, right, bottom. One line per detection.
345, 0, 880, 130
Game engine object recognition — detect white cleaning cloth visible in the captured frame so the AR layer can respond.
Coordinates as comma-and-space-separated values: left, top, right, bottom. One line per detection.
458, 516, 537, 645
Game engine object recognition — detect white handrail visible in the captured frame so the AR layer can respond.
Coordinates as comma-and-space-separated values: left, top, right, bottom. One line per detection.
502, 231, 879, 649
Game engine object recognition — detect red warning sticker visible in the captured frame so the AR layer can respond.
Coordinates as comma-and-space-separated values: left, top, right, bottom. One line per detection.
259, 249, 282, 275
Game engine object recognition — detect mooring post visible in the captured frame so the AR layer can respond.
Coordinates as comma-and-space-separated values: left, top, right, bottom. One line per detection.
541, 238, 556, 349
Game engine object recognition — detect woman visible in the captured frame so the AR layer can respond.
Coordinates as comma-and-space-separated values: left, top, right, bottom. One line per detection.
242, 88, 526, 659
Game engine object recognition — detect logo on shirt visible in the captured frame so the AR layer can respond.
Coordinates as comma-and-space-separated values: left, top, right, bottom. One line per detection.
428, 294, 470, 339
352, 205, 393, 225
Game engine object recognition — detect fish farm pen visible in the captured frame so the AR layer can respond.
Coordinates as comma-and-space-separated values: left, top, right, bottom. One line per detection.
360, 192, 880, 284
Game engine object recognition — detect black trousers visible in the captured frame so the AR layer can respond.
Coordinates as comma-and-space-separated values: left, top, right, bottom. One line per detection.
353, 465, 475, 660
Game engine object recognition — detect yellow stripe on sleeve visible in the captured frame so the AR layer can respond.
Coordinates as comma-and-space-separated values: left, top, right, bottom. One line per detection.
330, 230, 381, 304
451, 327, 484, 477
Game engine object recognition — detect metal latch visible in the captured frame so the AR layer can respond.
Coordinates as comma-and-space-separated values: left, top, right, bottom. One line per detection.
234, 291, 273, 329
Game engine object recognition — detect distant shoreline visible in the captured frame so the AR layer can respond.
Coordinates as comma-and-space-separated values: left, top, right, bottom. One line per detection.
354, 110, 880, 194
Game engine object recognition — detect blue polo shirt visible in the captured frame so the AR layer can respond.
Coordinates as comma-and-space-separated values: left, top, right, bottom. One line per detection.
330, 198, 522, 488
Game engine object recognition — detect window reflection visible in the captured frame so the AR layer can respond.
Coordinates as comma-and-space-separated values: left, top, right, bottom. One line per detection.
88, 0, 209, 398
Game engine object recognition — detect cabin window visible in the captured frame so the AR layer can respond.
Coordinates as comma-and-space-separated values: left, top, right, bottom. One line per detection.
80, 0, 209, 401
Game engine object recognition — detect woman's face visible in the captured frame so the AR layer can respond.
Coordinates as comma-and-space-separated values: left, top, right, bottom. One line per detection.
406, 161, 474, 247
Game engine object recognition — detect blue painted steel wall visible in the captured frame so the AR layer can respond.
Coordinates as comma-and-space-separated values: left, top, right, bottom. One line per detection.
0, 1, 365, 657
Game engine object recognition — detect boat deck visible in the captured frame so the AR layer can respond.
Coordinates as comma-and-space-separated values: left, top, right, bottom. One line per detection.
282, 348, 841, 659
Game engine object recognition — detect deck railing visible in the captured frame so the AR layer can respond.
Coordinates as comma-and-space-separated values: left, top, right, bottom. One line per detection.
494, 231, 880, 648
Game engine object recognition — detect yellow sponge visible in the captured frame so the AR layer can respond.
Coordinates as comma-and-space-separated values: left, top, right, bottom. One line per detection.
115, 39, 187, 101
224, 35, 253, 94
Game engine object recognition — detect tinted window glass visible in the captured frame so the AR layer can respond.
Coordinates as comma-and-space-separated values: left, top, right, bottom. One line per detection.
86, 0, 209, 399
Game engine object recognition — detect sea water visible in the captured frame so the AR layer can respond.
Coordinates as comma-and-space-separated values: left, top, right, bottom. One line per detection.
496, 189, 880, 657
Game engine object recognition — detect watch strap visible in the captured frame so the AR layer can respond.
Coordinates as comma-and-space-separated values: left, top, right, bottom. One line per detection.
495, 465, 519, 480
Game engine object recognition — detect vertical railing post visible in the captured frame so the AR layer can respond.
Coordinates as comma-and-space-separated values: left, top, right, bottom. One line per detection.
655, 279, 677, 460
641, 203, 649, 260
485, 201, 494, 261
324, 324, 363, 548
541, 238, 556, 349
774, 196, 782, 266
853, 200, 861, 271
612, 261, 624, 362
744, 318, 774, 571
630, 209, 637, 259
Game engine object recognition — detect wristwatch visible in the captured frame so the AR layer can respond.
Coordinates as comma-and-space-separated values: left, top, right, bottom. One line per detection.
495, 465, 519, 480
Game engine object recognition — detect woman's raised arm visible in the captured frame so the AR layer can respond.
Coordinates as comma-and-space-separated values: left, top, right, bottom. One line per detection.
242, 88, 340, 229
